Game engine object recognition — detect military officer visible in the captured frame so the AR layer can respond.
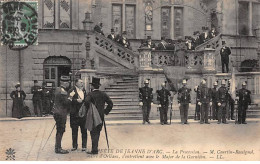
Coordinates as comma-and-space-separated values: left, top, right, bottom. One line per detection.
194, 85, 201, 120
211, 81, 218, 120
139, 79, 153, 124
53, 76, 71, 154
197, 79, 212, 124
237, 82, 251, 124
220, 41, 231, 73
217, 80, 229, 124
31, 80, 43, 117
178, 79, 191, 124
157, 82, 171, 125
227, 80, 235, 120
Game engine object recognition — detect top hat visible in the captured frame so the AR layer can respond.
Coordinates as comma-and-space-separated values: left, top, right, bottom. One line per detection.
15, 83, 20, 88
122, 31, 127, 35
111, 28, 115, 32
34, 80, 38, 83
144, 79, 149, 84
222, 41, 226, 45
60, 76, 70, 82
147, 36, 151, 39
90, 77, 101, 86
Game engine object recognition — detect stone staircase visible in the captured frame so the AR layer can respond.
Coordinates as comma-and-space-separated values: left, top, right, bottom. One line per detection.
105, 76, 142, 120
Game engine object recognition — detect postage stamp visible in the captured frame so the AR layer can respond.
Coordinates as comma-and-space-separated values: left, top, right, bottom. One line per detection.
0, 0, 38, 48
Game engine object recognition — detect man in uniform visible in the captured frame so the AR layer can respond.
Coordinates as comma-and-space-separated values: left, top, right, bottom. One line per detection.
42, 82, 52, 116
194, 85, 200, 120
217, 80, 229, 124
156, 37, 168, 50
178, 79, 191, 124
237, 82, 251, 124
85, 77, 113, 154
211, 81, 218, 120
31, 80, 43, 117
139, 79, 153, 124
68, 79, 87, 151
220, 41, 231, 73
53, 76, 71, 154
227, 80, 235, 120
197, 79, 212, 124
157, 82, 171, 125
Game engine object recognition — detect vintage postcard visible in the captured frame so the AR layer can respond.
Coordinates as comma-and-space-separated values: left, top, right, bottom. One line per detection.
0, 0, 260, 161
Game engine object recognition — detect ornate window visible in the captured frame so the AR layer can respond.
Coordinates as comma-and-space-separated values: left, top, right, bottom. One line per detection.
174, 7, 183, 38
112, 4, 123, 35
238, 2, 249, 35
125, 5, 136, 38
145, 1, 153, 31
161, 7, 171, 38
43, 0, 55, 28
59, 0, 72, 29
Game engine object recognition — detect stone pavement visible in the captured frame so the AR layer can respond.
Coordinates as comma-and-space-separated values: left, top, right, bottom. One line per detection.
0, 117, 260, 161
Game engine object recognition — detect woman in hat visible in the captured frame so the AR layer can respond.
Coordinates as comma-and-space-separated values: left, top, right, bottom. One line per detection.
10, 83, 26, 119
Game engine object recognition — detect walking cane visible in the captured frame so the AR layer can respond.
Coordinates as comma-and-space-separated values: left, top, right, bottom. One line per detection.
42, 123, 56, 150
103, 120, 109, 149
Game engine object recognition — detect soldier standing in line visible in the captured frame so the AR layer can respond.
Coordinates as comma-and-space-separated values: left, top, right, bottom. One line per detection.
237, 82, 251, 124
220, 41, 231, 73
31, 80, 43, 117
197, 79, 212, 124
53, 76, 71, 154
177, 79, 191, 124
211, 81, 218, 120
227, 80, 235, 120
157, 82, 171, 125
217, 80, 229, 124
194, 85, 201, 120
139, 80, 153, 124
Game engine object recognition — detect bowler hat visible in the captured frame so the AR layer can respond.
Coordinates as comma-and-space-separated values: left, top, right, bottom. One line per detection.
60, 76, 70, 82
90, 77, 101, 86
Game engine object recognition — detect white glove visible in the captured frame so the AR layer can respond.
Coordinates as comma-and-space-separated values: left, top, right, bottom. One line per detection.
70, 91, 75, 97
209, 102, 212, 106
178, 103, 181, 107
77, 99, 83, 103
218, 103, 221, 106
158, 104, 162, 107
198, 102, 202, 106
139, 102, 143, 106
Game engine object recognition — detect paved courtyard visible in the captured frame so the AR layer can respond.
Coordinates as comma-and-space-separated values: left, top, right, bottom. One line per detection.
0, 117, 260, 161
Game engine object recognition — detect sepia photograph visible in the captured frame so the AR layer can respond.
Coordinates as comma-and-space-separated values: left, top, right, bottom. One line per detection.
0, 0, 260, 161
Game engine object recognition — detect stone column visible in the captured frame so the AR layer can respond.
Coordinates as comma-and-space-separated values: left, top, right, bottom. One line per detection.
202, 48, 217, 74
138, 48, 152, 70
249, 1, 253, 36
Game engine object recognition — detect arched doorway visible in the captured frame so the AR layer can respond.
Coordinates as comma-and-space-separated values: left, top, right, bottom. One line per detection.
43, 56, 72, 87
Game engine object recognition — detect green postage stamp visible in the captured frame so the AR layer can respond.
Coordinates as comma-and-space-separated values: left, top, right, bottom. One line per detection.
0, 0, 38, 48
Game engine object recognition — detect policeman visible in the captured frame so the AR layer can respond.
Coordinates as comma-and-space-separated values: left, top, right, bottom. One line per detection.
178, 79, 191, 124
194, 85, 201, 120
237, 82, 251, 124
53, 76, 71, 154
197, 79, 212, 124
157, 82, 171, 125
31, 80, 43, 117
217, 80, 229, 124
139, 79, 153, 124
227, 80, 235, 120
211, 82, 218, 120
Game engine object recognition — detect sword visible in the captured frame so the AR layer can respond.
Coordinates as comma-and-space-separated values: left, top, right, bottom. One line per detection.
103, 120, 109, 149
42, 123, 56, 150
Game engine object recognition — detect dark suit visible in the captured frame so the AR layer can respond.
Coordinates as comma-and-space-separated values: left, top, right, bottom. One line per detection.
156, 41, 168, 50
85, 90, 113, 153
220, 46, 231, 73
199, 32, 209, 43
31, 86, 43, 116
53, 86, 70, 150
210, 87, 218, 120
69, 86, 87, 149
217, 86, 229, 123
139, 86, 153, 122
10, 90, 26, 118
237, 88, 251, 124
119, 37, 131, 49
178, 87, 191, 124
94, 25, 104, 35
157, 89, 171, 124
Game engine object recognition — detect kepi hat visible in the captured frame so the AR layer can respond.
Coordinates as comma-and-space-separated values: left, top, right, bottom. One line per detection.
60, 76, 70, 82
213, 81, 218, 86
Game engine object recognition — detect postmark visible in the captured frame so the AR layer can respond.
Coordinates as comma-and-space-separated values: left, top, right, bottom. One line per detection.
0, 0, 38, 49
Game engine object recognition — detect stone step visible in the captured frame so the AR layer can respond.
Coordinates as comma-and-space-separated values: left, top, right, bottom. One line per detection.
110, 109, 142, 115
112, 99, 139, 103
112, 83, 138, 86
113, 101, 139, 105
117, 81, 138, 84
106, 92, 138, 96
112, 106, 140, 110
106, 86, 138, 89
110, 96, 139, 99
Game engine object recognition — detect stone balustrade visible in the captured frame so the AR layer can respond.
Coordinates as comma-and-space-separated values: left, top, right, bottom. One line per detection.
195, 33, 221, 51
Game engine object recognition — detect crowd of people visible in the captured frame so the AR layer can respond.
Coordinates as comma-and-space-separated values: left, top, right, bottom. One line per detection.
139, 78, 251, 125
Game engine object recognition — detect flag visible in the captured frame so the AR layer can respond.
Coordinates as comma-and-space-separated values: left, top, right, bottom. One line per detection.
230, 67, 236, 100
163, 66, 186, 92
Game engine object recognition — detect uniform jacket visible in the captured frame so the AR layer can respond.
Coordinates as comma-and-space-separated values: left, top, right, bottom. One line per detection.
197, 85, 212, 103
210, 87, 218, 102
31, 86, 43, 100
139, 87, 153, 102
178, 87, 191, 104
237, 88, 251, 107
85, 90, 113, 122
157, 88, 171, 105
53, 86, 70, 117
68, 86, 87, 116
217, 86, 229, 103
220, 46, 231, 62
